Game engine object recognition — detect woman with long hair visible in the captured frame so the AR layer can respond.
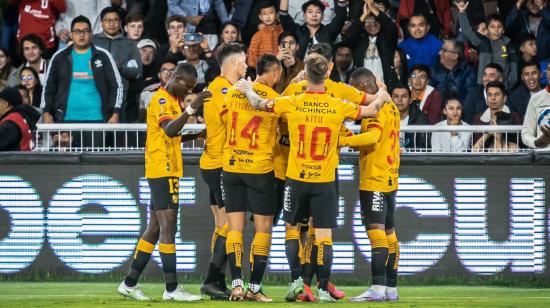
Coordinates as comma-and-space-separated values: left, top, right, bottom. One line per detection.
0, 47, 14, 81
19, 66, 42, 108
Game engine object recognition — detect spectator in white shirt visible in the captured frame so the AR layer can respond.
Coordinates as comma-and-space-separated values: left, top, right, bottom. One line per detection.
432, 96, 472, 152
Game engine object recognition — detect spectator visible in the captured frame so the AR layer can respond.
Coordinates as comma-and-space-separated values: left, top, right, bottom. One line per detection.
456, 2, 518, 89
431, 96, 472, 152
179, 37, 217, 91
19, 66, 42, 108
8, 34, 49, 86
463, 63, 505, 124
247, 0, 285, 68
392, 84, 430, 151
93, 6, 142, 122
473, 111, 521, 152
344, 0, 399, 88
274, 32, 303, 93
517, 33, 538, 68
398, 14, 443, 70
126, 39, 158, 123
16, 85, 31, 105
473, 81, 522, 127
330, 42, 353, 83
11, 0, 67, 56
393, 47, 409, 85
212, 21, 241, 58
287, 0, 336, 25
154, 15, 187, 66
138, 60, 176, 122
430, 39, 476, 101
279, 0, 349, 60
55, 0, 111, 46
0, 47, 14, 81
397, 0, 451, 37
124, 12, 145, 42
0, 86, 40, 151
509, 60, 541, 116
506, 0, 550, 61
521, 61, 550, 148
409, 64, 442, 124
41, 15, 123, 125
167, 0, 230, 49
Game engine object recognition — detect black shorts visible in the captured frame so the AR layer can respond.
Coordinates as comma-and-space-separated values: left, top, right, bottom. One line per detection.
147, 177, 179, 211
221, 170, 276, 216
359, 190, 397, 229
200, 168, 224, 208
282, 179, 338, 229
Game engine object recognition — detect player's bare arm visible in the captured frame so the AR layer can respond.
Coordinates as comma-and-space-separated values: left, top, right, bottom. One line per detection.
160, 91, 212, 137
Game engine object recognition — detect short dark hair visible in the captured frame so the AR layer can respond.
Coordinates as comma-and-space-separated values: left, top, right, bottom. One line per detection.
484, 62, 504, 75
158, 60, 177, 72
334, 41, 352, 53
19, 34, 45, 57
518, 33, 536, 47
216, 42, 245, 65
278, 31, 297, 46
521, 59, 540, 73
258, 0, 277, 12
350, 67, 376, 81
410, 64, 431, 79
173, 62, 198, 79
391, 84, 411, 97
256, 54, 281, 76
125, 12, 144, 24
307, 43, 333, 62
71, 15, 92, 31
373, 0, 389, 9
165, 15, 187, 29
304, 53, 328, 85
443, 94, 462, 107
486, 80, 507, 96
301, 0, 325, 13
219, 21, 240, 37
486, 14, 504, 26
100, 6, 121, 21
409, 13, 427, 25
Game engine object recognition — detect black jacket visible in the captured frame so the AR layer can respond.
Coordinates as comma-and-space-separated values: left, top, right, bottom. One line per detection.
402, 103, 431, 150
508, 83, 534, 118
279, 0, 347, 60
344, 12, 399, 89
0, 104, 41, 151
41, 45, 123, 122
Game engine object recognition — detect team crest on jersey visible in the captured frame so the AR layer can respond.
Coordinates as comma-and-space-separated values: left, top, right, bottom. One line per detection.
159, 98, 167, 104
222, 87, 228, 94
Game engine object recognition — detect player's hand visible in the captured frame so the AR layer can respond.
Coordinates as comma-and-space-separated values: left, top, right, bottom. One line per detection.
292, 70, 306, 83
375, 79, 387, 91
236, 77, 253, 94
541, 124, 550, 138
454, 0, 469, 13
190, 91, 212, 109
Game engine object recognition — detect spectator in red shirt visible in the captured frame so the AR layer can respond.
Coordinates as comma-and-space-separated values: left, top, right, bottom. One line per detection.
10, 0, 67, 56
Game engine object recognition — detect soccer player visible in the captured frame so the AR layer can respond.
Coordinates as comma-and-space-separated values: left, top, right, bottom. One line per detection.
237, 53, 390, 302
118, 62, 211, 301
222, 54, 282, 301
340, 69, 401, 302
200, 42, 248, 300
280, 43, 384, 302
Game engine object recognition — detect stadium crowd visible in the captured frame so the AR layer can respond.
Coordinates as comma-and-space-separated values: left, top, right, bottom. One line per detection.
0, 0, 549, 151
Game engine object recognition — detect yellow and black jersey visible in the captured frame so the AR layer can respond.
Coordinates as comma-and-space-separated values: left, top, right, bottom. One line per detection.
200, 76, 232, 170
358, 102, 400, 192
283, 79, 367, 105
145, 87, 183, 179
222, 82, 280, 174
271, 91, 360, 183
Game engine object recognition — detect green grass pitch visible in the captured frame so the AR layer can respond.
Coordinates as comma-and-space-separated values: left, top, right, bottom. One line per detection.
0, 282, 549, 307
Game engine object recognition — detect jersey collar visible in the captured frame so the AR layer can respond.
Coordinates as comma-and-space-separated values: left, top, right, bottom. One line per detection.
305, 90, 326, 94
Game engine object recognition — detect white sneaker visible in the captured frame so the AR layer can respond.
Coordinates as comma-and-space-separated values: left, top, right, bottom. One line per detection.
385, 287, 399, 301
117, 281, 152, 301
349, 287, 386, 302
163, 286, 202, 302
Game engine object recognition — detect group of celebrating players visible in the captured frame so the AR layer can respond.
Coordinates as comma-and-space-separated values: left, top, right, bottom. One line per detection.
116, 40, 401, 303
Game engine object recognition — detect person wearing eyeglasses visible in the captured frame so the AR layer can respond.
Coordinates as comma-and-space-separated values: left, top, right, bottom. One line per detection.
430, 39, 476, 103
408, 64, 442, 124
41, 15, 123, 132
93, 6, 143, 123
18, 67, 42, 109
139, 60, 178, 123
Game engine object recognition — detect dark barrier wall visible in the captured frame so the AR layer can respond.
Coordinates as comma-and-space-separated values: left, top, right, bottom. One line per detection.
0, 152, 549, 278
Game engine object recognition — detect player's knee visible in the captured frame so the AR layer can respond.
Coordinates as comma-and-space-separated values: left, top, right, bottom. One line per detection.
253, 215, 273, 233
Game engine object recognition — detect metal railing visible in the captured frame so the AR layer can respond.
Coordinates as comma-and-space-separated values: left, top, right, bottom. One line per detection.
33, 123, 526, 153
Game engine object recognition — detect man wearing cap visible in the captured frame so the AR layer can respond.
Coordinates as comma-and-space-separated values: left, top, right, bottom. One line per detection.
0, 87, 41, 151
93, 6, 142, 122
126, 39, 159, 123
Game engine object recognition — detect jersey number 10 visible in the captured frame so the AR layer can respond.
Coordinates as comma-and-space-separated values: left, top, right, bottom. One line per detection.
297, 125, 331, 161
